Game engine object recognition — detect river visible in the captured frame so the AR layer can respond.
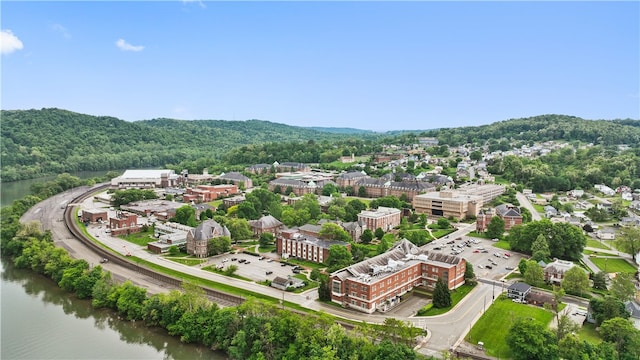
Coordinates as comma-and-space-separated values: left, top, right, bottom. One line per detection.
1, 170, 119, 207
1, 174, 226, 359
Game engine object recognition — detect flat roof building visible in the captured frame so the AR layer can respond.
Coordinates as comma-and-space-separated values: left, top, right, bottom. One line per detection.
413, 190, 483, 220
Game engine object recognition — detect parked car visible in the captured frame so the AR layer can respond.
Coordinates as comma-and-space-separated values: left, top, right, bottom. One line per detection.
266, 271, 273, 275
485, 265, 493, 269
494, 252, 501, 257
505, 266, 514, 270
258, 256, 264, 260
99, 258, 109, 263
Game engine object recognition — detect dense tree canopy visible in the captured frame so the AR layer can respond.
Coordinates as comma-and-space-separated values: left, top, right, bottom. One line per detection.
507, 220, 586, 260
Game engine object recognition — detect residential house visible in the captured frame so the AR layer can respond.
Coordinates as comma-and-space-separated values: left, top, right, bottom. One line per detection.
223, 195, 245, 208
544, 259, 578, 284
594, 184, 616, 196
270, 276, 305, 291
507, 282, 532, 302
626, 300, 640, 329
544, 205, 559, 218
329, 239, 466, 314
526, 290, 555, 307
567, 189, 585, 199
185, 220, 231, 258
596, 228, 616, 240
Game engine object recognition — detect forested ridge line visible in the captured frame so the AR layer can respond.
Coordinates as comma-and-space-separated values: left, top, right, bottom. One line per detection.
0, 108, 360, 182
2, 109, 638, 183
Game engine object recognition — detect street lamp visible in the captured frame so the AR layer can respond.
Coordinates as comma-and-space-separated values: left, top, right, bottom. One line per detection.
492, 281, 495, 301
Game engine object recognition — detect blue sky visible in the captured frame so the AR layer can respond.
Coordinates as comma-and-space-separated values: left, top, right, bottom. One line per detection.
2, 1, 638, 131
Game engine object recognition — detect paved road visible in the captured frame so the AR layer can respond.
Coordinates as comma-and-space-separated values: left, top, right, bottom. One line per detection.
21, 187, 515, 356
516, 191, 542, 221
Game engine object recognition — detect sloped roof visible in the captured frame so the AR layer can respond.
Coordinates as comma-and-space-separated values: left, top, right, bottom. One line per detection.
219, 171, 250, 181
508, 282, 532, 293
189, 219, 230, 241
249, 215, 283, 230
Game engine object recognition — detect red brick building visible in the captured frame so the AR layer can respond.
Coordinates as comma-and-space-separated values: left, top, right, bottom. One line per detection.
109, 212, 140, 236
357, 206, 402, 232
81, 209, 108, 223
476, 203, 523, 232
276, 229, 351, 264
330, 239, 466, 314
183, 184, 238, 203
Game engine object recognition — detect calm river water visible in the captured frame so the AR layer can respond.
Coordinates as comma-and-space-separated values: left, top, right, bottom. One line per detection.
1, 174, 226, 359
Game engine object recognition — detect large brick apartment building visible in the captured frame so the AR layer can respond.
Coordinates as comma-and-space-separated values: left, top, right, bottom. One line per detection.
330, 239, 466, 314
276, 229, 351, 264
476, 204, 523, 232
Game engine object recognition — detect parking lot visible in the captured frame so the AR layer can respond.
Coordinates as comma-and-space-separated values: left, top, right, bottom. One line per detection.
210, 252, 306, 283
426, 235, 524, 281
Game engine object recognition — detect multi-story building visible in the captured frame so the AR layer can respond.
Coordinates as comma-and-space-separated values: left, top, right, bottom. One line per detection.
357, 206, 402, 232
336, 171, 370, 188
356, 178, 435, 201
185, 220, 231, 258
248, 215, 284, 237
217, 172, 254, 189
458, 184, 506, 203
330, 239, 466, 314
276, 229, 351, 264
413, 191, 483, 220
108, 212, 140, 236
183, 184, 238, 203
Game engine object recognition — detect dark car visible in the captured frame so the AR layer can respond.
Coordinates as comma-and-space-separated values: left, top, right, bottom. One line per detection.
446, 240, 454, 244
266, 271, 273, 275
485, 265, 493, 269
433, 247, 442, 250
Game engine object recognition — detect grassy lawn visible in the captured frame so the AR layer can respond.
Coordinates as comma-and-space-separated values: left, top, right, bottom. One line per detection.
431, 229, 454, 238
467, 231, 490, 239
416, 284, 475, 316
590, 258, 637, 274
577, 322, 602, 344
290, 274, 319, 293
492, 240, 511, 250
468, 297, 554, 358
285, 258, 327, 271
120, 230, 156, 246
258, 245, 276, 253
586, 239, 610, 250
169, 258, 206, 266
202, 265, 253, 282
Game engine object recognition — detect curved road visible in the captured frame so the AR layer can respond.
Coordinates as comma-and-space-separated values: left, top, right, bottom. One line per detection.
22, 186, 504, 356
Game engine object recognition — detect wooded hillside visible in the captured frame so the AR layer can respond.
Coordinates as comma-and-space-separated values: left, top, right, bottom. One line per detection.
0, 108, 354, 181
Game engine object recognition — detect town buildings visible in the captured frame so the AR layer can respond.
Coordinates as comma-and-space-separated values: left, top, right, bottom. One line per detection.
357, 206, 402, 232
413, 190, 483, 220
183, 184, 238, 203
111, 169, 182, 189
329, 239, 466, 314
185, 220, 231, 258
476, 204, 523, 232
276, 229, 351, 264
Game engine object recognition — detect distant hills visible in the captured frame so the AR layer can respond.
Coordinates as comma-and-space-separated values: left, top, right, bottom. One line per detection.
1, 108, 638, 182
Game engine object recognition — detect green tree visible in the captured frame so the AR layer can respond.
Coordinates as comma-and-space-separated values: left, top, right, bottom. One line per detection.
464, 262, 476, 285
592, 271, 608, 290
322, 183, 339, 196
318, 222, 351, 242
258, 232, 274, 248
326, 245, 352, 271
437, 217, 450, 229
172, 205, 197, 227
506, 318, 559, 360
226, 218, 252, 241
358, 186, 367, 198
486, 216, 505, 239
432, 277, 451, 308
599, 317, 640, 359
589, 296, 630, 325
610, 272, 637, 302
208, 236, 232, 256
530, 234, 550, 262
293, 193, 321, 220
223, 264, 239, 276
561, 267, 590, 296
360, 229, 374, 244
168, 245, 180, 256
374, 227, 385, 240
376, 234, 394, 254
617, 226, 640, 263
318, 273, 331, 301
555, 313, 579, 341
524, 260, 544, 286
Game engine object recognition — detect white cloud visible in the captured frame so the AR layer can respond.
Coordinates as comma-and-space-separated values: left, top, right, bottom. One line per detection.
1, 29, 24, 55
115, 38, 144, 52
52, 24, 71, 39
182, 0, 206, 9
